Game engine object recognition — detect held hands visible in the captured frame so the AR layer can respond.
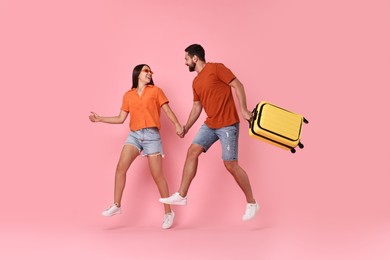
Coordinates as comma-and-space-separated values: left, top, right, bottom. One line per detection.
89, 112, 101, 122
175, 124, 185, 138
176, 125, 187, 138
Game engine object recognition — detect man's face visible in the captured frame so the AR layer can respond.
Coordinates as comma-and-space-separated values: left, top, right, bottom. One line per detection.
185, 52, 196, 72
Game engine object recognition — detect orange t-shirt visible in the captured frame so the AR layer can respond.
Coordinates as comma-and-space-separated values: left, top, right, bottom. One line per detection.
121, 85, 169, 131
192, 62, 240, 128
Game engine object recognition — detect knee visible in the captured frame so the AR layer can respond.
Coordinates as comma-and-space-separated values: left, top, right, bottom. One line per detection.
224, 161, 239, 173
115, 163, 128, 176
186, 144, 203, 159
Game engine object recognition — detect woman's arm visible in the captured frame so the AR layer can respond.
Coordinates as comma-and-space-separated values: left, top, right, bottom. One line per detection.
161, 103, 183, 134
89, 110, 129, 124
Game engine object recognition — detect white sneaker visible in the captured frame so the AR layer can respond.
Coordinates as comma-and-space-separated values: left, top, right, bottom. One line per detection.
242, 202, 259, 221
102, 204, 122, 217
162, 211, 175, 229
159, 192, 187, 206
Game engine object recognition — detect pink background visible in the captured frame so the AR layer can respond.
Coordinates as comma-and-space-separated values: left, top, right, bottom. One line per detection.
1, 0, 389, 259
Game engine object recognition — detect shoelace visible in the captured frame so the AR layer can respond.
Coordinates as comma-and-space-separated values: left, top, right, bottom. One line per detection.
106, 204, 117, 211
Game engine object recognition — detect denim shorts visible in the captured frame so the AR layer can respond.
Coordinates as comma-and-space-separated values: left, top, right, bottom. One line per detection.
192, 123, 239, 161
124, 127, 164, 157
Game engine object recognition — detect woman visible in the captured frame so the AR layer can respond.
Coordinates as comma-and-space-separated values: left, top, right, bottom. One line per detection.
89, 64, 183, 229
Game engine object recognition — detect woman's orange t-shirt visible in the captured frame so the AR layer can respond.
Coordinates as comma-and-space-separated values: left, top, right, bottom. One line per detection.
121, 85, 169, 131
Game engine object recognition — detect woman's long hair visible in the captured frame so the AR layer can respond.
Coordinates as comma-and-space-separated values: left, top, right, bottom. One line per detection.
132, 64, 154, 89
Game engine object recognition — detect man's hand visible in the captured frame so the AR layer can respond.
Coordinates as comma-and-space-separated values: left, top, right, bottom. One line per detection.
242, 109, 253, 121
242, 109, 254, 127
176, 124, 184, 136
177, 125, 188, 138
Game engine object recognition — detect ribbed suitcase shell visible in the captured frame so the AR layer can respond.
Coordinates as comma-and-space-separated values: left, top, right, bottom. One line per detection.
249, 101, 307, 153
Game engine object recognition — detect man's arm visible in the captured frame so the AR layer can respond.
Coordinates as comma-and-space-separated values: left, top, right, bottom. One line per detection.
229, 78, 252, 121
181, 101, 203, 137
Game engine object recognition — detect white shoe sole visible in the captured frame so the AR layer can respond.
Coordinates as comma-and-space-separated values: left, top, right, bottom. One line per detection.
158, 198, 187, 206
102, 211, 122, 217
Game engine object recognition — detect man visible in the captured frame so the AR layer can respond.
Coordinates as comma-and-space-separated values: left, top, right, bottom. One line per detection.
159, 44, 259, 221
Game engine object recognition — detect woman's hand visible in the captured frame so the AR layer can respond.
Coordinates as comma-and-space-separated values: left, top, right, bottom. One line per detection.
177, 125, 188, 138
175, 124, 184, 136
89, 112, 101, 122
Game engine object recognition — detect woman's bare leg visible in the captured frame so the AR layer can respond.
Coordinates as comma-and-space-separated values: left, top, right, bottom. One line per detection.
113, 144, 139, 206
147, 154, 172, 214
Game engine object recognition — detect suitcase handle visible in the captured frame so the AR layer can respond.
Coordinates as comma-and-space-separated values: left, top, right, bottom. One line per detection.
247, 107, 258, 128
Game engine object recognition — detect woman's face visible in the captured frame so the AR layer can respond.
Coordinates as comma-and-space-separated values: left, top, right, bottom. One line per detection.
138, 66, 153, 84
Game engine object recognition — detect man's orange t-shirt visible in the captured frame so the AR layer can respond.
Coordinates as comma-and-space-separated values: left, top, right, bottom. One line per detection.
192, 62, 240, 128
121, 85, 169, 131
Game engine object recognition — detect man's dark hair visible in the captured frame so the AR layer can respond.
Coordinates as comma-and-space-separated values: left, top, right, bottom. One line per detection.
185, 44, 206, 62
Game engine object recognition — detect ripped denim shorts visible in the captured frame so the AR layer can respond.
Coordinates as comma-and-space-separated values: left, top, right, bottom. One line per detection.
192, 123, 239, 161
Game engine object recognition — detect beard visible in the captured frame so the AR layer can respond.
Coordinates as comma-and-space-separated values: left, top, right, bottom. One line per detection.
188, 62, 196, 72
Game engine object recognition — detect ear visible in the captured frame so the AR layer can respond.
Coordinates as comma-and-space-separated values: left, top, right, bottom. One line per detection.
192, 55, 198, 62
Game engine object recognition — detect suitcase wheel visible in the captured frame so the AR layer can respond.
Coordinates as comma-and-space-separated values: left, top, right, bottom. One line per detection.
298, 142, 304, 149
290, 148, 296, 153
303, 117, 309, 124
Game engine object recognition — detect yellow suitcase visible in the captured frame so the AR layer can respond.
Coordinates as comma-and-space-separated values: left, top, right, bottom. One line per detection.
249, 101, 308, 153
